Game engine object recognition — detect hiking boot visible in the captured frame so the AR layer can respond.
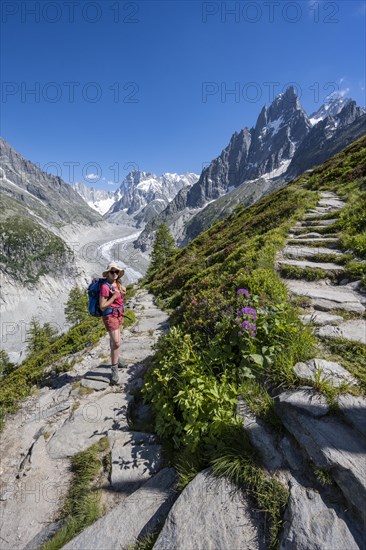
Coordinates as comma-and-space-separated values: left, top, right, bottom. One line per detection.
110, 364, 119, 385
118, 359, 125, 369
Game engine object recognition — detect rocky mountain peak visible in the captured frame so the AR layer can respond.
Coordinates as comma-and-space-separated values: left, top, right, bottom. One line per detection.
135, 90, 365, 252
309, 96, 355, 126
0, 137, 101, 225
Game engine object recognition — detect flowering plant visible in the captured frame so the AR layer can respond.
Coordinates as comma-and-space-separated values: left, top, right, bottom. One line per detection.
234, 288, 291, 380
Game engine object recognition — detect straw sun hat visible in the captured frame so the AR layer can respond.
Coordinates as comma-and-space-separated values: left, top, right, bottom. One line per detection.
102, 262, 125, 278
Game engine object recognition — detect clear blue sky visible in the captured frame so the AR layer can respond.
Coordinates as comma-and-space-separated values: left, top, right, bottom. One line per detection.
1, 0, 365, 190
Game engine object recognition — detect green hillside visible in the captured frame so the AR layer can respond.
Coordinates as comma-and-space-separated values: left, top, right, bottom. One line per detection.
140, 136, 366, 543
0, 195, 74, 283
142, 136, 365, 478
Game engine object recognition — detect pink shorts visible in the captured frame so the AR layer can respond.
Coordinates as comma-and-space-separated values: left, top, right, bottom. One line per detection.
102, 312, 124, 332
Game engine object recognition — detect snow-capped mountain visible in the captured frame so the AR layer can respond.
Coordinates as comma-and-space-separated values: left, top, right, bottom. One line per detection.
135, 89, 366, 251
72, 182, 115, 215
309, 96, 353, 126
0, 137, 101, 226
105, 171, 199, 225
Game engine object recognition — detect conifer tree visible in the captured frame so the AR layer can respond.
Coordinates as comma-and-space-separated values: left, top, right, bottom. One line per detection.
26, 318, 58, 354
65, 286, 88, 325
148, 223, 176, 277
0, 349, 15, 378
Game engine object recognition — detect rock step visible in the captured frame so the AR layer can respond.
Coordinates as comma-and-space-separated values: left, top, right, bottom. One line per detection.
318, 197, 346, 209
47, 392, 131, 459
287, 238, 340, 249
285, 280, 365, 314
278, 259, 344, 271
290, 232, 337, 239
294, 359, 358, 387
303, 218, 339, 227
236, 396, 363, 550
62, 468, 178, 550
275, 389, 366, 521
318, 320, 366, 345
283, 246, 344, 258
303, 212, 338, 220
300, 311, 344, 326
290, 225, 337, 233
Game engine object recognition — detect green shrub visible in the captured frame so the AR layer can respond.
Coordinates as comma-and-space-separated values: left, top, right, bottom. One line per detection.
143, 327, 239, 450
65, 286, 89, 325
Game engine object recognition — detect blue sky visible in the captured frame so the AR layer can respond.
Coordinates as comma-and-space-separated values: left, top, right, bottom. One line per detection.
1, 0, 365, 189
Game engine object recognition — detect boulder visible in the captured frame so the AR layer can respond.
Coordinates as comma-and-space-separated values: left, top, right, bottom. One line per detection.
294, 359, 357, 387
279, 483, 359, 550
153, 468, 266, 550
300, 311, 344, 326
318, 320, 366, 345
276, 389, 366, 519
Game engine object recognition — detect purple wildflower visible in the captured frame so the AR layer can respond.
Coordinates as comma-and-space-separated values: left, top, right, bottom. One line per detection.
237, 288, 250, 297
240, 307, 257, 319
240, 320, 257, 337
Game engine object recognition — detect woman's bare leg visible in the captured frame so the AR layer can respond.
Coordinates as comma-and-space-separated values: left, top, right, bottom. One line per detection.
109, 328, 121, 365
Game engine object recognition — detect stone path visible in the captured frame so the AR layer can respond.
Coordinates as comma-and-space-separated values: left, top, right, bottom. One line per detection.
238, 191, 366, 549
278, 191, 366, 340
0, 288, 175, 550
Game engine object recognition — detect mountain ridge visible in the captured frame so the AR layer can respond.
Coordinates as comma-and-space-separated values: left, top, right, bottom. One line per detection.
135, 90, 366, 251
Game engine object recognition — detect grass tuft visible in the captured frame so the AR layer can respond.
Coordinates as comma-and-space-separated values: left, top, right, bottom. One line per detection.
210, 425, 288, 549
40, 437, 109, 550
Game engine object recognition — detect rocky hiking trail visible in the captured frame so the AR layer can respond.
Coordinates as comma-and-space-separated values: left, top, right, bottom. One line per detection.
237, 191, 366, 549
0, 290, 177, 550
1, 192, 366, 550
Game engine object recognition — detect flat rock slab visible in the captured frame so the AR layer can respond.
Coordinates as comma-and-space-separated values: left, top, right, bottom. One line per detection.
153, 468, 266, 550
286, 280, 365, 314
80, 378, 109, 391
318, 320, 366, 344
288, 237, 339, 244
276, 388, 329, 417
0, 436, 71, 550
122, 337, 156, 363
237, 397, 284, 473
109, 430, 163, 493
283, 246, 343, 259
305, 219, 339, 226
279, 259, 344, 271
303, 213, 332, 219
318, 198, 345, 209
279, 483, 359, 550
338, 394, 366, 439
276, 391, 366, 519
291, 232, 333, 239
62, 468, 178, 550
290, 226, 336, 233
294, 359, 357, 387
134, 316, 169, 333
84, 366, 111, 383
300, 311, 344, 326
47, 392, 130, 458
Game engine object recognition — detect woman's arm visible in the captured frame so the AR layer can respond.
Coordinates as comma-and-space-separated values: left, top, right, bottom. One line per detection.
99, 290, 119, 311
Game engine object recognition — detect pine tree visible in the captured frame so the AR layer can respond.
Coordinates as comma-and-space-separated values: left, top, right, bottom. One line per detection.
26, 318, 58, 354
148, 223, 176, 277
0, 349, 15, 378
65, 286, 88, 325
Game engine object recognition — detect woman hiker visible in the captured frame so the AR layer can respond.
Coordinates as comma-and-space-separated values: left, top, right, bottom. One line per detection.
99, 262, 127, 385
